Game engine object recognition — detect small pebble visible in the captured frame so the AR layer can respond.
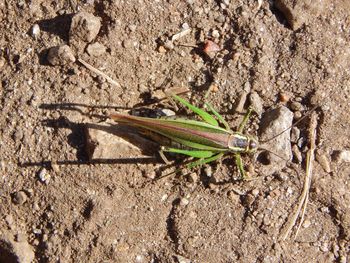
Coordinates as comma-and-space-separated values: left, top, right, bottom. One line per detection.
163, 40, 174, 50
33, 228, 42, 235
38, 168, 51, 184
251, 189, 259, 196
227, 191, 240, 203
204, 166, 212, 177
209, 183, 219, 193
33, 202, 40, 211
332, 150, 350, 163
157, 45, 167, 53
263, 215, 271, 226
161, 194, 168, 202
316, 150, 331, 173
122, 39, 133, 49
211, 29, 220, 38
321, 206, 329, 213
279, 92, 290, 103
30, 24, 40, 38
203, 40, 220, 56
42, 234, 48, 242
293, 111, 302, 119
25, 188, 34, 197
47, 45, 76, 66
290, 127, 300, 143
208, 83, 219, 93
12, 191, 28, 205
302, 219, 311, 228
143, 170, 156, 180
86, 42, 106, 57
243, 194, 255, 206
249, 91, 263, 116
320, 242, 329, 252
182, 22, 190, 30
290, 101, 304, 111
135, 255, 143, 262
175, 255, 191, 263
5, 215, 14, 226
180, 197, 190, 206
297, 136, 306, 148
187, 172, 198, 184
292, 144, 302, 163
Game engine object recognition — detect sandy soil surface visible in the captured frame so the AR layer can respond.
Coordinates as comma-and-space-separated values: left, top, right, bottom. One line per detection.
0, 0, 349, 262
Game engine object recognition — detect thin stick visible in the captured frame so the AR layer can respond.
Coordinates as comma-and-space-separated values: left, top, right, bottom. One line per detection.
294, 112, 317, 238
280, 112, 318, 241
77, 58, 121, 88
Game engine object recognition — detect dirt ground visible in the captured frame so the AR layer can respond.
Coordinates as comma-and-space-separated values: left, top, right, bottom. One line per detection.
0, 0, 349, 262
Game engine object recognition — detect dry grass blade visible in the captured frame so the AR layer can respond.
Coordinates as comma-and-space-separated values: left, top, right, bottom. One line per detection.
294, 112, 318, 238
78, 58, 121, 88
280, 112, 318, 241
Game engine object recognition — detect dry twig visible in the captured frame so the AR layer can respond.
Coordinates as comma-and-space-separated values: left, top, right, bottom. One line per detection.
77, 58, 121, 88
280, 112, 318, 241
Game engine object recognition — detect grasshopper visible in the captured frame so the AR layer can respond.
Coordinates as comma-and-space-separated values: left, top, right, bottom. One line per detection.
110, 94, 259, 178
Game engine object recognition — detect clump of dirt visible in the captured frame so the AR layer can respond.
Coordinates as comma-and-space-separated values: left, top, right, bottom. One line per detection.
0, 0, 349, 262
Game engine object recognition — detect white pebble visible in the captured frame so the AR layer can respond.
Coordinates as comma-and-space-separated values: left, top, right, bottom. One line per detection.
182, 22, 189, 30
302, 219, 311, 228
212, 29, 220, 38
180, 197, 189, 206
161, 194, 168, 202
30, 24, 40, 38
38, 168, 51, 184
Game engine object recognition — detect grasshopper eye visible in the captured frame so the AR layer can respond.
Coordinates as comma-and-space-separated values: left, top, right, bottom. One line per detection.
249, 139, 258, 151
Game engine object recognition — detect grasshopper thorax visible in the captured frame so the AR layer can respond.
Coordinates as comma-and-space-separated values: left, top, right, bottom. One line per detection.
228, 133, 258, 153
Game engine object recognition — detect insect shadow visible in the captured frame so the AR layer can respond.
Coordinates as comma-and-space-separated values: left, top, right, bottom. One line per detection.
19, 103, 162, 169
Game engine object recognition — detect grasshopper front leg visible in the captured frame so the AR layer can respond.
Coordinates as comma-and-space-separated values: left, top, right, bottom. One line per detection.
234, 107, 255, 178
238, 106, 254, 133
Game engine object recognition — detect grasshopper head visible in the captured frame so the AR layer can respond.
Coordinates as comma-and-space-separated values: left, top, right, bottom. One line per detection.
228, 134, 259, 153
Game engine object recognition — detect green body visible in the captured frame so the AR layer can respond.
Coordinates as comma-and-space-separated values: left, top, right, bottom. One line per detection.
110, 95, 258, 177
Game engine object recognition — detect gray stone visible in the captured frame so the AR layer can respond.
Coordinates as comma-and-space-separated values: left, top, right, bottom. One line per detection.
86, 42, 106, 57
12, 191, 27, 205
70, 11, 101, 43
69, 11, 101, 53
47, 45, 76, 66
259, 106, 293, 175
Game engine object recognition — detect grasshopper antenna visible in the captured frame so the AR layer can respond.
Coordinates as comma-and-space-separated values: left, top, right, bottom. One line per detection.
257, 147, 290, 162
259, 104, 320, 144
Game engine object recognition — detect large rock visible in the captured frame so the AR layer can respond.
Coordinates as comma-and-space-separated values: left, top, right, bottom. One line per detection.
69, 11, 101, 52
258, 106, 293, 176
